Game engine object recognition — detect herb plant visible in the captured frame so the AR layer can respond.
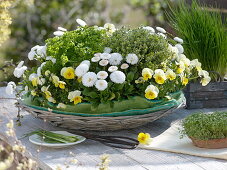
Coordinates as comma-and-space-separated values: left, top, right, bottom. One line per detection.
168, 0, 227, 80
180, 111, 227, 140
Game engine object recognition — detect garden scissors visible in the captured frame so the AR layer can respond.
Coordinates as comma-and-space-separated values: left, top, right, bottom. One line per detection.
68, 130, 139, 149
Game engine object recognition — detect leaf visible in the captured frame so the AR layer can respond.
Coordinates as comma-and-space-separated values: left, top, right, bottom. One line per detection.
108, 93, 116, 101
127, 72, 134, 81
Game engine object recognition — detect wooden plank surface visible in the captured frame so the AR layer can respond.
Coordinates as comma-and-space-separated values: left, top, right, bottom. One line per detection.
0, 87, 227, 170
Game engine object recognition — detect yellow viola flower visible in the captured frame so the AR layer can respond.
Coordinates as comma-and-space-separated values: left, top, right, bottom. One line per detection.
29, 73, 39, 87
142, 68, 153, 81
176, 61, 185, 74
153, 69, 167, 84
31, 78, 38, 86
61, 67, 75, 79
201, 76, 211, 86
138, 132, 152, 145
182, 77, 189, 86
58, 81, 66, 89
41, 86, 52, 99
68, 90, 83, 105
31, 90, 37, 96
52, 75, 59, 87
47, 96, 56, 103
135, 77, 145, 84
190, 59, 202, 71
165, 68, 176, 80
145, 85, 159, 100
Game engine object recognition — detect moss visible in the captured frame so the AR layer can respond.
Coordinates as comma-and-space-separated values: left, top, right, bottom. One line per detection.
180, 111, 227, 140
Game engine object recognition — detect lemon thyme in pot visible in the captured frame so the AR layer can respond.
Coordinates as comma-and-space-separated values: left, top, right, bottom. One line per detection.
180, 111, 227, 140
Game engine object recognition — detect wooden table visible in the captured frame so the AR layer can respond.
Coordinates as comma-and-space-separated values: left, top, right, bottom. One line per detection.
0, 87, 227, 170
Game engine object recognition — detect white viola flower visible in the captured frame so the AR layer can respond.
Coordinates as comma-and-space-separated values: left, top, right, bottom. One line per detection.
201, 76, 211, 86
126, 53, 139, 65
97, 71, 108, 80
142, 26, 155, 33
82, 72, 97, 87
100, 53, 111, 60
53, 31, 64, 36
174, 37, 183, 44
75, 64, 89, 77
81, 60, 90, 67
94, 53, 101, 57
156, 26, 166, 33
109, 53, 123, 66
13, 61, 27, 78
36, 45, 46, 56
120, 63, 129, 69
40, 62, 46, 68
104, 23, 116, 34
5, 81, 16, 95
76, 19, 87, 27
99, 59, 109, 66
103, 47, 112, 53
58, 27, 67, 32
29, 73, 38, 81
46, 56, 56, 63
108, 66, 118, 72
91, 56, 101, 62
57, 103, 66, 109
37, 67, 42, 77
157, 32, 167, 39
28, 49, 36, 60
175, 44, 184, 54
38, 78, 46, 85
47, 96, 56, 103
95, 80, 108, 91
110, 71, 126, 84
198, 70, 209, 77
190, 59, 202, 70
178, 54, 190, 67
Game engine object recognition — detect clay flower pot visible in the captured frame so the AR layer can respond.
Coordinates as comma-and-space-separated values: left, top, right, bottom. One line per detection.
190, 137, 227, 149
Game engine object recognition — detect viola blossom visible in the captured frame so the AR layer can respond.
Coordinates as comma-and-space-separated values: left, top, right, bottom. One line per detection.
138, 132, 152, 145
97, 71, 108, 80
156, 26, 166, 33
38, 78, 46, 86
126, 53, 139, 65
198, 70, 211, 86
178, 54, 190, 67
75, 64, 89, 77
142, 68, 153, 81
103, 47, 112, 53
182, 77, 189, 86
175, 44, 184, 54
145, 84, 159, 100
36, 45, 46, 56
81, 60, 90, 67
76, 19, 87, 27
58, 81, 66, 89
176, 61, 186, 74
120, 63, 129, 69
82, 72, 97, 87
29, 73, 39, 86
13, 61, 27, 78
110, 71, 126, 84
91, 55, 101, 62
53, 31, 64, 36
190, 59, 202, 71
153, 69, 167, 84
46, 56, 56, 63
109, 53, 123, 66
99, 59, 109, 66
68, 90, 83, 104
58, 27, 67, 32
142, 26, 155, 33
174, 37, 183, 44
5, 81, 16, 95
51, 75, 60, 87
108, 66, 118, 72
57, 103, 66, 109
28, 45, 39, 60
165, 68, 176, 81
95, 80, 108, 91
60, 67, 75, 79
157, 32, 167, 39
100, 53, 111, 60
168, 44, 179, 58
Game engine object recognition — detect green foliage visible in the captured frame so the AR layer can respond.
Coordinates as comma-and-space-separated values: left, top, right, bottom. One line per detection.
180, 111, 227, 140
46, 26, 107, 67
168, 0, 227, 80
104, 27, 171, 70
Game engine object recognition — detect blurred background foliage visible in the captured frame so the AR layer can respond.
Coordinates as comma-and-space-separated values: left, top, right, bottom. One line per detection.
0, 0, 226, 84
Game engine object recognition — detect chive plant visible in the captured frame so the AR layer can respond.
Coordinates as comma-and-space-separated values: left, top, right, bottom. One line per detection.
168, 0, 227, 80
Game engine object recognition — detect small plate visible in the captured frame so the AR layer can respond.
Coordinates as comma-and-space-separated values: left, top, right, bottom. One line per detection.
29, 131, 86, 148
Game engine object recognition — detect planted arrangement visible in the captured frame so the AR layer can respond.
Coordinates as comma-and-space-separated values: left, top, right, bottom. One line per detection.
5, 19, 211, 130
180, 111, 227, 149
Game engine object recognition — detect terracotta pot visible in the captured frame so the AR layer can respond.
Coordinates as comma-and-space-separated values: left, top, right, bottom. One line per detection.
189, 137, 227, 149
